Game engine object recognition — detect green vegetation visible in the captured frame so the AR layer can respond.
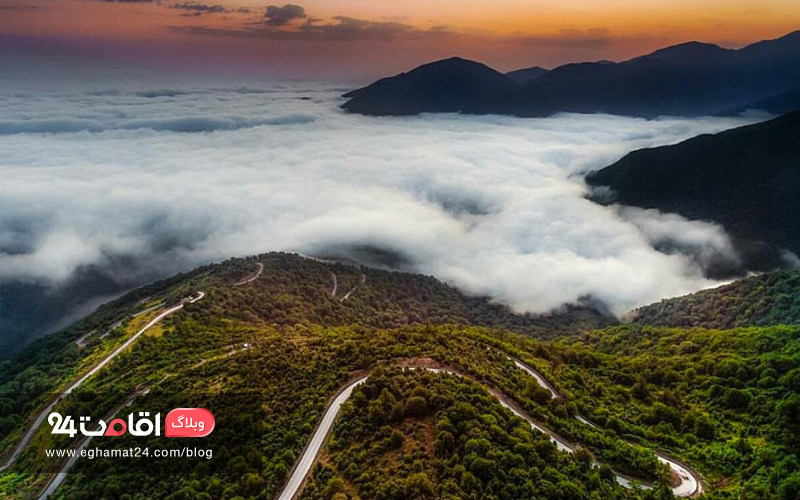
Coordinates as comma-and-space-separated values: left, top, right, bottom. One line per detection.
488, 324, 800, 499
632, 270, 800, 329
301, 368, 646, 500
0, 265, 212, 454
1, 253, 798, 500
1, 322, 661, 500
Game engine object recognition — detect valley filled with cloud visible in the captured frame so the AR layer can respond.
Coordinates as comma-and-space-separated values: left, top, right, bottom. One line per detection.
0, 82, 755, 352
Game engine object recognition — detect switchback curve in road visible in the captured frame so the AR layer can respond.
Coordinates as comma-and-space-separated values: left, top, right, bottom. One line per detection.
234, 262, 264, 286
340, 274, 365, 302
275, 361, 702, 500
508, 354, 702, 497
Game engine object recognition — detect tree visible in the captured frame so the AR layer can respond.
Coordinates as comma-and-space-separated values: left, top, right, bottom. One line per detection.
779, 472, 800, 500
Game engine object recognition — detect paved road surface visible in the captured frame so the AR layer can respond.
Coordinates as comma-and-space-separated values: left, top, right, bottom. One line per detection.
277, 376, 368, 500
38, 396, 136, 500
234, 262, 264, 286
508, 354, 702, 497
0, 292, 203, 474
276, 359, 702, 500
341, 274, 366, 301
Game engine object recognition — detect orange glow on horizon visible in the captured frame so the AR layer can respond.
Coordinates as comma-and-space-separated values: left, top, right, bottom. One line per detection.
2, 0, 799, 76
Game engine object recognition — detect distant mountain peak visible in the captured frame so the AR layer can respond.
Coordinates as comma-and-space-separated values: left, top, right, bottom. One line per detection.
439, 56, 472, 63
631, 41, 735, 64
505, 66, 549, 84
341, 56, 519, 116
739, 28, 800, 57
760, 29, 800, 43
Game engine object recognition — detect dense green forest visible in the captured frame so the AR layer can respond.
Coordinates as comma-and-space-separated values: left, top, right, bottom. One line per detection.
632, 269, 800, 329
485, 325, 800, 499
0, 321, 661, 500
1, 253, 798, 500
300, 368, 652, 500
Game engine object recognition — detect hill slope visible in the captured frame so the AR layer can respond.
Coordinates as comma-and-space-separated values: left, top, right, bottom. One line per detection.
631, 269, 800, 329
2, 253, 800, 499
586, 111, 800, 273
725, 86, 800, 116
0, 253, 611, 460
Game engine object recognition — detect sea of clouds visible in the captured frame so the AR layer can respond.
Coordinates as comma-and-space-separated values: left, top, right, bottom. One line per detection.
0, 81, 757, 347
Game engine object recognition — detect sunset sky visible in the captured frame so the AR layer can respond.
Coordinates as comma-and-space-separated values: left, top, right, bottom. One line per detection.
2, 0, 800, 80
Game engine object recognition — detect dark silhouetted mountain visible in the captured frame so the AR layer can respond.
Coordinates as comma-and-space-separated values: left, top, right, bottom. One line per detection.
738, 29, 800, 59
628, 41, 737, 64
505, 66, 548, 84
586, 111, 800, 273
341, 57, 521, 116
725, 87, 800, 116
343, 30, 800, 118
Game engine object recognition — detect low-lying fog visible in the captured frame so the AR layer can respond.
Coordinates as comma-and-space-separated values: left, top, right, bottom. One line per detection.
0, 82, 756, 354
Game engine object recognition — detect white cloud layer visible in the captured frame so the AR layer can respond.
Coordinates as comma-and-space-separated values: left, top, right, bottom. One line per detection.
0, 83, 756, 316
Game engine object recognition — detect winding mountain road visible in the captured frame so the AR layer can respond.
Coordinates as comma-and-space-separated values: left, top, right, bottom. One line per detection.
7, 271, 701, 500
277, 376, 368, 500
276, 357, 703, 500
74, 330, 95, 349
510, 355, 702, 497
330, 272, 338, 296
511, 357, 558, 398
340, 274, 366, 302
0, 292, 204, 474
234, 262, 264, 286
37, 395, 137, 500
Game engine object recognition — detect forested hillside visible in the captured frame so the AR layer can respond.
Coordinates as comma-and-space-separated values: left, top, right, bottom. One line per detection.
1, 253, 798, 500
631, 270, 800, 329
0, 253, 609, 457
546, 325, 800, 499
301, 369, 647, 500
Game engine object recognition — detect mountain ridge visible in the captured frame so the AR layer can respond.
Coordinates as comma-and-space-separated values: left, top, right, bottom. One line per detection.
505, 65, 549, 83
630, 268, 800, 329
342, 30, 800, 117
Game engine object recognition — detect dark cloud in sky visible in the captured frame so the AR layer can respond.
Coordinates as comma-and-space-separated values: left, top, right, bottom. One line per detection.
170, 2, 230, 14
518, 27, 613, 48
265, 4, 307, 26
86, 0, 604, 49
0, 5, 38, 10
164, 2, 611, 46
170, 15, 458, 43
298, 16, 451, 42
